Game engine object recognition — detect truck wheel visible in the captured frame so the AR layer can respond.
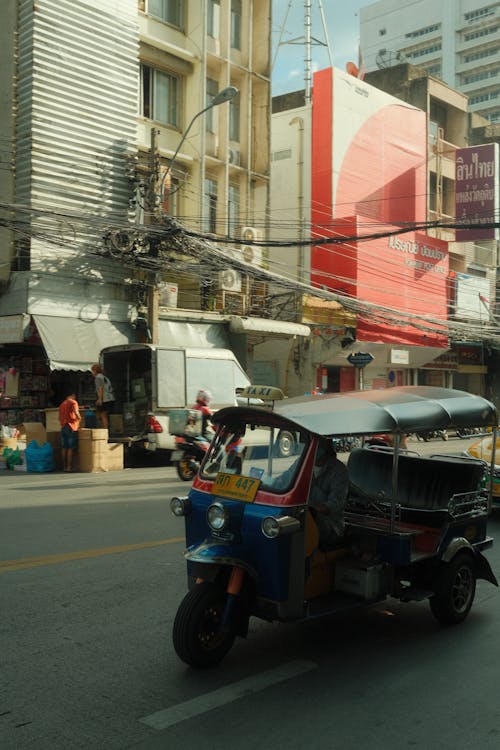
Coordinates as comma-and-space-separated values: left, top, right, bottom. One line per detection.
173, 583, 235, 668
429, 553, 476, 625
276, 430, 296, 457
176, 458, 196, 482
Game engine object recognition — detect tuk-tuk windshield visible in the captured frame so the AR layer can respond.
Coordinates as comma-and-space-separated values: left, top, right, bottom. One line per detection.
201, 422, 310, 493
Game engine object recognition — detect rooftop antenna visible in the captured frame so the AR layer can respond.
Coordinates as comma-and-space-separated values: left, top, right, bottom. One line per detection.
273, 0, 333, 103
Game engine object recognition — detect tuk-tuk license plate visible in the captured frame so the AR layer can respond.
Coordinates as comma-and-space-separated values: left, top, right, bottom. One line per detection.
212, 472, 260, 502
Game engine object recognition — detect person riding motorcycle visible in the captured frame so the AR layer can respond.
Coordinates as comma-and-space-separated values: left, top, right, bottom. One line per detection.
192, 389, 214, 439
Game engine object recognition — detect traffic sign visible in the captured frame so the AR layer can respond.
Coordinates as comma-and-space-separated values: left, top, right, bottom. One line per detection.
347, 352, 374, 368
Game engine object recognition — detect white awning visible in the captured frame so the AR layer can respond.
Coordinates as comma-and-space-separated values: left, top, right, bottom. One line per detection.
33, 315, 132, 371
228, 316, 310, 338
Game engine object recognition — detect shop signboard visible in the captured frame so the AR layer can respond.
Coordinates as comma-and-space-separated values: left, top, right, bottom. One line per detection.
455, 273, 491, 321
455, 143, 499, 242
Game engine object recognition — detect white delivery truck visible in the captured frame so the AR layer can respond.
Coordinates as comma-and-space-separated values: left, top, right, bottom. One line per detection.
99, 344, 250, 459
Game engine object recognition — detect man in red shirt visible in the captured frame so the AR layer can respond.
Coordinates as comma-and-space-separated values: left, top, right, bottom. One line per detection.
58, 390, 81, 472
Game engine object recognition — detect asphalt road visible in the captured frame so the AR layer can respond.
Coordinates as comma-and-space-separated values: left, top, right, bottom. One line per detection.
2, 436, 500, 750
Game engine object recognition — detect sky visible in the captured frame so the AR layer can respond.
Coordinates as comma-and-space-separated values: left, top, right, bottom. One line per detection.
272, 0, 372, 95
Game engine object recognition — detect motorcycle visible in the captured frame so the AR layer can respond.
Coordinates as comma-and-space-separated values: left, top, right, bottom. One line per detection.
457, 426, 481, 439
172, 435, 211, 482
416, 429, 448, 442
173, 432, 245, 482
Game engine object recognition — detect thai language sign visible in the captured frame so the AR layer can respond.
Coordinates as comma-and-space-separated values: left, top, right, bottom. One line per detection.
455, 143, 499, 241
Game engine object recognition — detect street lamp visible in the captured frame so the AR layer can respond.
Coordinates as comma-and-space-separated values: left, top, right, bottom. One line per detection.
159, 85, 239, 200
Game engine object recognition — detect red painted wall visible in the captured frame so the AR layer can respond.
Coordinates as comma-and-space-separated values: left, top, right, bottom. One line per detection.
311, 68, 448, 348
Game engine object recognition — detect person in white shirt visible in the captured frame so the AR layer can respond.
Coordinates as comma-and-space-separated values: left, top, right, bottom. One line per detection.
90, 363, 115, 430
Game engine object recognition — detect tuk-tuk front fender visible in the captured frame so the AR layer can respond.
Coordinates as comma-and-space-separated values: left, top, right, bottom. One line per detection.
184, 541, 258, 581
441, 537, 498, 586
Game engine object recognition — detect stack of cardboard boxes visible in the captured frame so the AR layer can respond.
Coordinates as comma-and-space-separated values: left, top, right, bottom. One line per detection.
78, 428, 123, 472
1, 420, 124, 473
45, 426, 123, 472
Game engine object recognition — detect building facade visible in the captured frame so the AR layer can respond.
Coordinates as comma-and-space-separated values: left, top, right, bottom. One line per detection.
365, 64, 499, 398
269, 64, 500, 400
0, 0, 290, 424
360, 0, 500, 123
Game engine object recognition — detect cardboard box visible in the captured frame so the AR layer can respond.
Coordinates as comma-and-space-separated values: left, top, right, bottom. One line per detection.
0, 438, 18, 451
78, 442, 123, 473
168, 408, 202, 437
44, 408, 60, 431
20, 422, 47, 447
46, 431, 63, 470
79, 428, 108, 441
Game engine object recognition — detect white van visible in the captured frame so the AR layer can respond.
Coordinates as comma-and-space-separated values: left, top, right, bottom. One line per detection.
100, 344, 250, 457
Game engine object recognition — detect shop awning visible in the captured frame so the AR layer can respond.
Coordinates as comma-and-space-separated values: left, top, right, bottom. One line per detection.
33, 315, 132, 371
228, 316, 310, 338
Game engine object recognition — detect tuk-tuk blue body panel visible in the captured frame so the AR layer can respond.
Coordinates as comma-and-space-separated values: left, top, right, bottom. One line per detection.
184, 486, 297, 602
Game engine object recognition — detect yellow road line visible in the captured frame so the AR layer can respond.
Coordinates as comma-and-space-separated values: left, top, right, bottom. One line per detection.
0, 537, 185, 573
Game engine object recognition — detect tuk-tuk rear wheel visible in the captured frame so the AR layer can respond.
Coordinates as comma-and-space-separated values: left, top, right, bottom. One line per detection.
429, 553, 476, 625
173, 582, 236, 668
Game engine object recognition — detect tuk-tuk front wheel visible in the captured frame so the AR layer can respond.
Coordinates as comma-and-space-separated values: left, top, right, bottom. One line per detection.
173, 582, 236, 668
429, 553, 476, 625
176, 457, 196, 482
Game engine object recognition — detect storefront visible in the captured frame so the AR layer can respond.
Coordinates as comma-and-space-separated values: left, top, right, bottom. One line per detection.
0, 314, 131, 427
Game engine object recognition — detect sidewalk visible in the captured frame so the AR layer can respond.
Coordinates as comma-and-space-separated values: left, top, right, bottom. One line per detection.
0, 464, 174, 490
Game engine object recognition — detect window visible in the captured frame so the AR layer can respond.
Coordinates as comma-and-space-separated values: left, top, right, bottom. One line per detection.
228, 184, 240, 234
148, 0, 183, 27
464, 26, 499, 42
204, 178, 218, 233
141, 64, 179, 126
405, 23, 440, 38
465, 6, 496, 22
231, 0, 242, 50
206, 77, 219, 133
208, 0, 220, 39
406, 43, 441, 59
464, 47, 499, 63
229, 94, 240, 142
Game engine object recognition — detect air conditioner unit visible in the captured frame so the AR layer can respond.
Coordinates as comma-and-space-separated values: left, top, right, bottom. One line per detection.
239, 226, 263, 267
473, 245, 493, 266
218, 268, 242, 292
228, 148, 240, 166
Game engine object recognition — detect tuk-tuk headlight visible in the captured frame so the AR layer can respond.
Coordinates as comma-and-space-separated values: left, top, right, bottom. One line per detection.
261, 515, 301, 539
171, 496, 191, 517
207, 502, 229, 531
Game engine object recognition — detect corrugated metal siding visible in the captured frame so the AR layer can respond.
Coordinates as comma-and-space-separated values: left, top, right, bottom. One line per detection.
15, 0, 139, 285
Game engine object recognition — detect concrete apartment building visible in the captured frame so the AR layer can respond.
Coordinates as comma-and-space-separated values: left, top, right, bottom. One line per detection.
0, 0, 290, 421
360, 0, 500, 123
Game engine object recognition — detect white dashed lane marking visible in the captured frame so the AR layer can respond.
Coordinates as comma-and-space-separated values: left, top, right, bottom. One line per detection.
139, 659, 318, 730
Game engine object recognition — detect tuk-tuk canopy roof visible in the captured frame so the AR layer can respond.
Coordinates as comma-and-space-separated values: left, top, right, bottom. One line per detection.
214, 386, 498, 437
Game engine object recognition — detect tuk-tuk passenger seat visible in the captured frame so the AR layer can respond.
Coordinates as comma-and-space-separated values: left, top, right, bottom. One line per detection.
347, 448, 484, 523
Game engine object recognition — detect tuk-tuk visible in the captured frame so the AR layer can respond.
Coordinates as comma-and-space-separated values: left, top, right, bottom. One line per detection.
170, 385, 498, 668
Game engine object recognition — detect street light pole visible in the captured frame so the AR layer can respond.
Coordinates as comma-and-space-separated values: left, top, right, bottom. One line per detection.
145, 86, 238, 344
158, 85, 239, 205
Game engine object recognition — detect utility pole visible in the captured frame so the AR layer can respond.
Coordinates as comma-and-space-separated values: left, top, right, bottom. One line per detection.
145, 127, 160, 345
